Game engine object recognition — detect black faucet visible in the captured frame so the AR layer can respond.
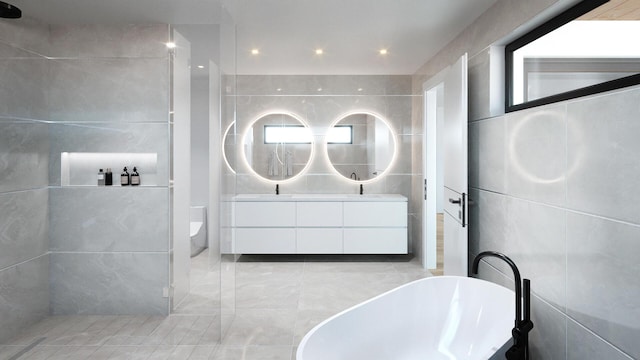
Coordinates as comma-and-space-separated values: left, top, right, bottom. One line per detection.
275, 184, 279, 195
472, 251, 533, 360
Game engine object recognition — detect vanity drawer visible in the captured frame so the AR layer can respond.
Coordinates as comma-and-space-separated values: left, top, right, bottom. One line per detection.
297, 202, 343, 227
344, 202, 407, 227
234, 228, 296, 253
343, 228, 407, 254
297, 228, 343, 253
235, 201, 296, 227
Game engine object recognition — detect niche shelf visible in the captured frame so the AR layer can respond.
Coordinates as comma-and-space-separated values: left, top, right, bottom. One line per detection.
60, 152, 158, 186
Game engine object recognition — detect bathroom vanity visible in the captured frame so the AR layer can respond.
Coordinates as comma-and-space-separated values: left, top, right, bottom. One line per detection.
231, 194, 408, 254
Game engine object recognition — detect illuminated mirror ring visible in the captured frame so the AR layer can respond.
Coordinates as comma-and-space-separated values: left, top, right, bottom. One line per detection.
241, 110, 314, 183
222, 121, 236, 174
325, 110, 398, 183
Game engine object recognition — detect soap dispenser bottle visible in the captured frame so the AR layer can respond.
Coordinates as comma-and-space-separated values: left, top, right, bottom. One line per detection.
121, 167, 130, 186
105, 168, 113, 186
130, 166, 140, 186
97, 169, 105, 186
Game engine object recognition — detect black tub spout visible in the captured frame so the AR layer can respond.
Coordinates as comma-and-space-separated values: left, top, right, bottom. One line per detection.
472, 251, 533, 360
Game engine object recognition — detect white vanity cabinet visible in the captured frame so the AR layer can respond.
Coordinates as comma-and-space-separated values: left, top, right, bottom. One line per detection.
232, 194, 407, 254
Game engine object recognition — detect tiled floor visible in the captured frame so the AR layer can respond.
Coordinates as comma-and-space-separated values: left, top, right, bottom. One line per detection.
2, 253, 432, 360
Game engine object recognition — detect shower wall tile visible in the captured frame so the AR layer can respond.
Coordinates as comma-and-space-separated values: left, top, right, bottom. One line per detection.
469, 116, 506, 193
566, 86, 640, 224
0, 17, 50, 55
567, 320, 633, 360
48, 122, 170, 186
0, 122, 49, 192
48, 58, 169, 122
50, 187, 169, 252
566, 212, 640, 358
505, 103, 567, 207
0, 55, 49, 121
49, 24, 169, 58
0, 255, 49, 343
0, 189, 48, 270
50, 252, 169, 315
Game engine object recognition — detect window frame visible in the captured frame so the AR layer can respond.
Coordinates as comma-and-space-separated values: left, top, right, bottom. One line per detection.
326, 125, 354, 144
505, 0, 640, 112
263, 125, 312, 144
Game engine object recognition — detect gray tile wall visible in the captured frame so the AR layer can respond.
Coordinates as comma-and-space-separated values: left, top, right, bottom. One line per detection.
413, 0, 638, 357
469, 85, 640, 359
0, 17, 50, 343
232, 75, 419, 251
46, 24, 172, 316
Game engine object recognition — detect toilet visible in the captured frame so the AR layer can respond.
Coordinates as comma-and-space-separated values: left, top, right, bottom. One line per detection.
190, 206, 207, 257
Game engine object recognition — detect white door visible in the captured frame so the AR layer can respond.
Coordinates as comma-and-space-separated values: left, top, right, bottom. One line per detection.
423, 54, 468, 275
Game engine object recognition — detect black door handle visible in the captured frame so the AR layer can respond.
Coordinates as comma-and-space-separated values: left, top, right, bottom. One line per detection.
449, 198, 461, 204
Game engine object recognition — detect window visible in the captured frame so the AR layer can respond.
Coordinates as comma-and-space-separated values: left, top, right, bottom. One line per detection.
263, 125, 312, 144
327, 125, 353, 144
506, 0, 640, 112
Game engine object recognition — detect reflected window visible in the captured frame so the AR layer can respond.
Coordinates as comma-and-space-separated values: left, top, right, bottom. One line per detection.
506, 0, 640, 112
327, 125, 353, 144
264, 125, 312, 144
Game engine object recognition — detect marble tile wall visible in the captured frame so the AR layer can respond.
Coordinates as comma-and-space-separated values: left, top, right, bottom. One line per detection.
46, 24, 172, 316
0, 17, 51, 343
231, 75, 420, 251
469, 85, 640, 359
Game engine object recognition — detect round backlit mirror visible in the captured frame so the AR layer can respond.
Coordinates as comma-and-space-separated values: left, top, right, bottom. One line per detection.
326, 111, 396, 182
242, 112, 313, 182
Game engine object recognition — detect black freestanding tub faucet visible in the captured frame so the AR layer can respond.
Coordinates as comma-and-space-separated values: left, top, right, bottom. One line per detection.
472, 251, 533, 360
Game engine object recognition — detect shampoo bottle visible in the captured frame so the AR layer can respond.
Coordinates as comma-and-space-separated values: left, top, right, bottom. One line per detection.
121, 166, 130, 186
97, 169, 105, 186
130, 166, 140, 186
105, 168, 113, 186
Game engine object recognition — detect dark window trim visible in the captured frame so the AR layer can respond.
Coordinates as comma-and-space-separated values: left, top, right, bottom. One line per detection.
327, 125, 354, 144
504, 0, 640, 112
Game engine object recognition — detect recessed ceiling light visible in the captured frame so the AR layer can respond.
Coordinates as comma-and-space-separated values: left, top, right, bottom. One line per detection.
315, 49, 323, 55
197, 65, 205, 69
166, 42, 176, 49
379, 49, 388, 55
317, 88, 323, 92
251, 49, 260, 55
357, 88, 363, 92
276, 88, 282, 92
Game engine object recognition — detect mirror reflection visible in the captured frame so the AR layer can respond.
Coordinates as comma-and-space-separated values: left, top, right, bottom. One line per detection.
327, 112, 395, 181
242, 112, 312, 181
222, 122, 236, 173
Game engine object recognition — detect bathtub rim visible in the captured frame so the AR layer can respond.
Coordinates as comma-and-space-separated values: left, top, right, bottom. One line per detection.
296, 275, 515, 360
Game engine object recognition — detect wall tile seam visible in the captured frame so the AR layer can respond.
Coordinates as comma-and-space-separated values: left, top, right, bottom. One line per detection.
0, 39, 48, 59
0, 187, 49, 195
470, 251, 568, 314
0, 117, 51, 124
49, 251, 169, 255
45, 56, 169, 61
566, 315, 635, 360
471, 187, 640, 228
0, 253, 48, 273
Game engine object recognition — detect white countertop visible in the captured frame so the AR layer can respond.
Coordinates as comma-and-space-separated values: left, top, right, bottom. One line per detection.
233, 194, 407, 202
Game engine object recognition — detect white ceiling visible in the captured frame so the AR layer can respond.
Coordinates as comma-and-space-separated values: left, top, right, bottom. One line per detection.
10, 0, 498, 75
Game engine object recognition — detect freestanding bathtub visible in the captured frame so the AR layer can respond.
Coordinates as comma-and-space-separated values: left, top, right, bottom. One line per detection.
297, 276, 515, 360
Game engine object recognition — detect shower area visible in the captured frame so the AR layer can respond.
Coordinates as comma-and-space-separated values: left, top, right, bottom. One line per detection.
0, 1, 238, 354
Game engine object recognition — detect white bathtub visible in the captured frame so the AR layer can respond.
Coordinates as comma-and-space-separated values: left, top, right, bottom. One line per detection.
297, 276, 515, 360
